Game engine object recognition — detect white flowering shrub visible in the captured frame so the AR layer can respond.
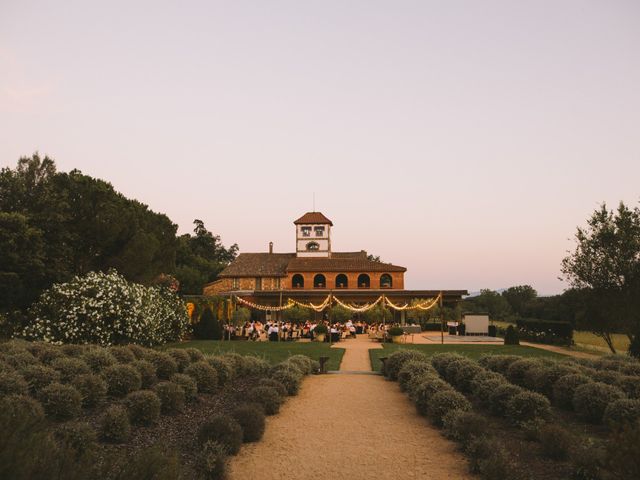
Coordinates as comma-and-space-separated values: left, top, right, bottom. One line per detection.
21, 270, 189, 346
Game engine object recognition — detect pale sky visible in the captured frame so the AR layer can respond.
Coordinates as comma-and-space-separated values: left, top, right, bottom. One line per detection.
1, 0, 639, 295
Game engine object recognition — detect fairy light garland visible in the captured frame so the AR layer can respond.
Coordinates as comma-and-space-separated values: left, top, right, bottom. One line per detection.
384, 293, 442, 311
333, 295, 383, 312
290, 296, 332, 312
235, 296, 295, 312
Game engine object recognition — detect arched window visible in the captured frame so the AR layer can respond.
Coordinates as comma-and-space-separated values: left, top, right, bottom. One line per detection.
357, 274, 370, 288
313, 274, 326, 288
292, 274, 304, 288
306, 241, 320, 251
335, 274, 348, 288
380, 274, 392, 288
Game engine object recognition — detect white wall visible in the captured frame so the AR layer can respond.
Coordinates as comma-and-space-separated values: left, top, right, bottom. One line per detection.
464, 315, 489, 335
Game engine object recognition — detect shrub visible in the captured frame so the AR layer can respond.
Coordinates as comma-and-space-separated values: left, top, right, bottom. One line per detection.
506, 358, 541, 387
127, 343, 149, 360
466, 437, 521, 480
51, 357, 91, 382
61, 344, 85, 357
398, 360, 434, 392
153, 381, 186, 414
170, 373, 198, 402
19, 364, 61, 394
185, 347, 205, 362
573, 382, 626, 423
270, 368, 302, 396
287, 355, 314, 375
506, 391, 551, 425
147, 351, 178, 380
603, 421, 640, 480
232, 403, 266, 442
516, 318, 573, 345
603, 398, 640, 430
472, 378, 507, 409
620, 362, 640, 377
1, 393, 45, 423
526, 363, 578, 397
102, 364, 142, 397
469, 370, 503, 395
207, 356, 235, 386
247, 386, 283, 415
167, 348, 191, 372
197, 415, 243, 455
22, 270, 189, 346
34, 346, 64, 365
0, 370, 29, 396
442, 410, 488, 446
503, 325, 520, 345
54, 421, 97, 457
452, 362, 485, 393
257, 378, 288, 397
39, 383, 82, 420
479, 354, 523, 374
616, 375, 640, 399
240, 356, 271, 377
412, 376, 450, 415
538, 424, 572, 460
488, 383, 523, 416
429, 389, 472, 426
185, 361, 218, 393
112, 445, 183, 479
125, 390, 161, 425
133, 359, 158, 388
553, 373, 592, 409
108, 346, 137, 364
430, 352, 465, 376
100, 405, 131, 443
220, 352, 244, 371
82, 348, 116, 373
196, 441, 227, 480
385, 350, 428, 380
571, 441, 605, 480
72, 373, 108, 407
593, 369, 623, 385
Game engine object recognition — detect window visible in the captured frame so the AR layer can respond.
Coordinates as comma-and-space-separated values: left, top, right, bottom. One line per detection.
292, 274, 304, 288
314, 226, 325, 237
357, 274, 370, 288
313, 274, 326, 288
275, 278, 281, 289
335, 274, 348, 288
255, 277, 262, 290
306, 241, 320, 251
380, 274, 392, 288
301, 226, 311, 237
232, 278, 239, 289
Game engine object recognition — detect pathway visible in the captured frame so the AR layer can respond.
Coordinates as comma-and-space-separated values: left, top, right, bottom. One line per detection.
228, 336, 472, 480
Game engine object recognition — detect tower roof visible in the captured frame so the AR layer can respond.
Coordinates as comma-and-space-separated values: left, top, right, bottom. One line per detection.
293, 212, 333, 226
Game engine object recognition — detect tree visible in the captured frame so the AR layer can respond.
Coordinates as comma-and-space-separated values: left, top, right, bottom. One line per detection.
367, 254, 382, 262
501, 285, 537, 317
174, 220, 238, 294
193, 307, 222, 340
329, 304, 352, 324
463, 289, 512, 320
561, 202, 640, 355
282, 305, 310, 324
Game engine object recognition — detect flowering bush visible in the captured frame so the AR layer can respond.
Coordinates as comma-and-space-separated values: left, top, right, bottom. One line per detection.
21, 270, 189, 346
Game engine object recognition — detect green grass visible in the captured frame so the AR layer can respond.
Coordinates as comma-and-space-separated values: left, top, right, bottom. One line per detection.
369, 343, 565, 372
165, 340, 345, 371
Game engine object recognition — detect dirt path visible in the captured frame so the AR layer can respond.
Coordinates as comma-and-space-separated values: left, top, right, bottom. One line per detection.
228, 337, 473, 480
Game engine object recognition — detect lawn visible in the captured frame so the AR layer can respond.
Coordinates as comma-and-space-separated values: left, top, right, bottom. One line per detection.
166, 340, 345, 371
369, 343, 565, 372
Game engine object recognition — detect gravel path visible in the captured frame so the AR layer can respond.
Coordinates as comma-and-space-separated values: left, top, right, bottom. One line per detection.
228, 337, 473, 480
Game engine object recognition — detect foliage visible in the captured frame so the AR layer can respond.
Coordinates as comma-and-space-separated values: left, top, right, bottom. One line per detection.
362, 304, 393, 324
572, 381, 626, 423
465, 437, 521, 480
102, 364, 142, 397
232, 403, 266, 442
561, 201, 640, 355
175, 219, 238, 295
206, 356, 236, 385
603, 398, 640, 430
125, 390, 161, 425
0, 370, 29, 396
185, 361, 219, 393
257, 378, 288, 397
231, 307, 251, 326
170, 373, 198, 402
153, 381, 186, 414
385, 350, 429, 380
552, 373, 592, 409
22, 270, 189, 346
398, 360, 435, 392
516, 318, 573, 346
147, 351, 179, 380
100, 405, 131, 443
196, 441, 228, 480
442, 410, 488, 447
20, 364, 61, 394
197, 415, 243, 455
313, 324, 328, 335
388, 326, 404, 336
133, 359, 158, 388
282, 305, 309, 324
329, 304, 352, 324
166, 348, 191, 372
504, 325, 520, 345
247, 386, 283, 415
193, 307, 223, 340
537, 424, 572, 460
269, 367, 302, 395
506, 391, 551, 425
71, 373, 108, 407
501, 285, 538, 316
39, 383, 82, 420
82, 348, 116, 373
463, 289, 512, 320
0, 154, 179, 311
428, 389, 472, 426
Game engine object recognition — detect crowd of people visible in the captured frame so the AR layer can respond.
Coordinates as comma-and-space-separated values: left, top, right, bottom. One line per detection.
224, 319, 397, 342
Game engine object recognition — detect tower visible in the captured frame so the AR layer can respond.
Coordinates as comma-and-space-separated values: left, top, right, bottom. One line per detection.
293, 212, 333, 258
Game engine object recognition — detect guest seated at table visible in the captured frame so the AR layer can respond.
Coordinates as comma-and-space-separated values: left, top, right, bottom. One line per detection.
268, 323, 279, 341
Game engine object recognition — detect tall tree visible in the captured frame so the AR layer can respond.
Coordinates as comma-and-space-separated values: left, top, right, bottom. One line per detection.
501, 285, 537, 317
561, 202, 640, 355
174, 220, 238, 294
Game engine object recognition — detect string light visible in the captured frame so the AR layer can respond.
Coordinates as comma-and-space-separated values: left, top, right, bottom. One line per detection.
384, 293, 441, 311
333, 295, 383, 312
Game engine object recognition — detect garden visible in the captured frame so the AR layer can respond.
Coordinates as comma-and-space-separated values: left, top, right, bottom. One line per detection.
381, 349, 640, 480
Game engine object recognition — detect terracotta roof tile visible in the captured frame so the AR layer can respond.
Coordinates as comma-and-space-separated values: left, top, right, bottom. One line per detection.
218, 253, 294, 277
293, 212, 333, 226
286, 257, 406, 273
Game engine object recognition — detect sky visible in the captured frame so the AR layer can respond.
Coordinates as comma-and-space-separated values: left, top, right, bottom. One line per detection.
1, 0, 639, 295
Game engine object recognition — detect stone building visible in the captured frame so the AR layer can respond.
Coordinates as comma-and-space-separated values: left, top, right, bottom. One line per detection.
203, 212, 466, 319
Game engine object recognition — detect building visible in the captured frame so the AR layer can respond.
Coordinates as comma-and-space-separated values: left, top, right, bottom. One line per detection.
203, 212, 467, 321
